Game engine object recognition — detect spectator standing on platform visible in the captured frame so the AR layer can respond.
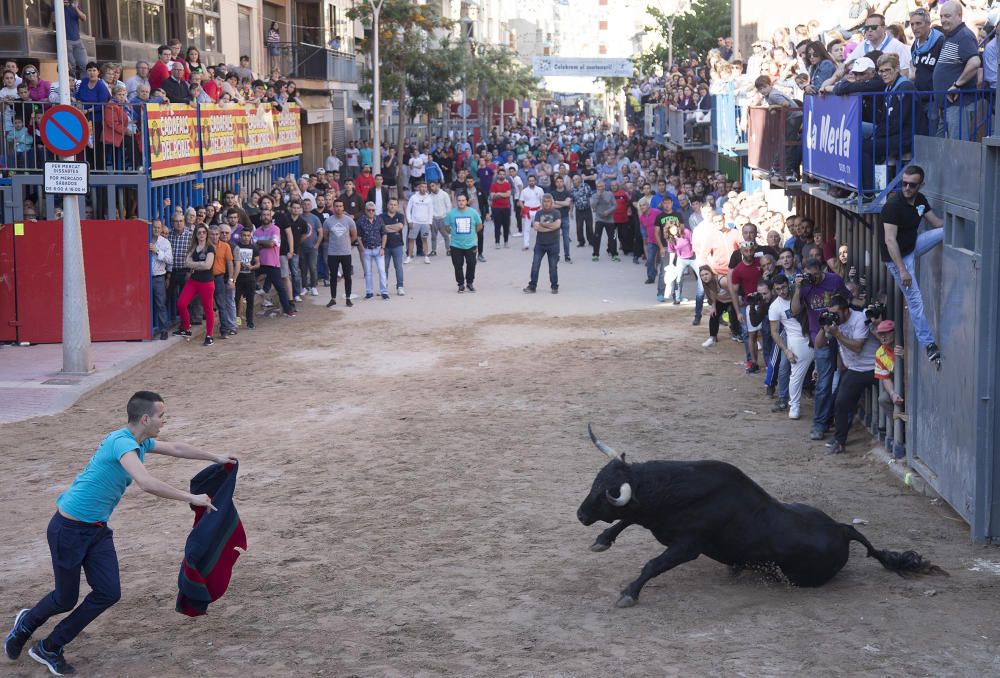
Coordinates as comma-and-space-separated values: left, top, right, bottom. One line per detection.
932, 2, 981, 140
63, 0, 89, 79
161, 62, 190, 103
149, 45, 173, 91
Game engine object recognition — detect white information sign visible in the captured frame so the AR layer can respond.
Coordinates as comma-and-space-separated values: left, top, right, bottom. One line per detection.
44, 161, 89, 195
532, 57, 634, 78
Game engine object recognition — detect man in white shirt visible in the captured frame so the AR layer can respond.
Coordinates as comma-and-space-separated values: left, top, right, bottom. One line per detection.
404, 180, 434, 264
428, 181, 453, 256
408, 150, 427, 190
767, 274, 813, 420
325, 148, 342, 174
344, 141, 360, 180
838, 13, 912, 79
518, 175, 545, 249
150, 220, 173, 340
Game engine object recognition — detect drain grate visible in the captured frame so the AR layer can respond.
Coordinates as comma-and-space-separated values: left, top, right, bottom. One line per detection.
41, 378, 82, 386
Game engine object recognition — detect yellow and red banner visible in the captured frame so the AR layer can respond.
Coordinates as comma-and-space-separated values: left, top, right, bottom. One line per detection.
146, 104, 200, 179
146, 102, 301, 177
200, 104, 247, 171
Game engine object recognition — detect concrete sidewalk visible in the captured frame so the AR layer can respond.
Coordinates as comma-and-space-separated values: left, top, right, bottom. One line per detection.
0, 339, 178, 424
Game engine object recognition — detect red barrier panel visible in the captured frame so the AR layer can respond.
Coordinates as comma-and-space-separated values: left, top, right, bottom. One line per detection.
0, 223, 16, 342
13, 220, 151, 344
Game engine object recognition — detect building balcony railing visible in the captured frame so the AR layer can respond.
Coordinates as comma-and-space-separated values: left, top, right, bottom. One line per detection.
739, 89, 995, 212
664, 108, 713, 150
711, 89, 748, 156
273, 43, 358, 84
1, 101, 303, 180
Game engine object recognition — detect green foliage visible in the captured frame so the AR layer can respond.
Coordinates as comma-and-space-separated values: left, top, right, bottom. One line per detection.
644, 0, 732, 67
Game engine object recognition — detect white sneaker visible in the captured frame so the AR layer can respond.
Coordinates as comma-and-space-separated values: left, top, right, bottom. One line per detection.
262, 299, 275, 308
702, 337, 717, 348
310, 287, 319, 296
404, 256, 412, 264
397, 287, 405, 296
788, 407, 801, 420
348, 293, 358, 300
294, 295, 303, 302
424, 256, 431, 264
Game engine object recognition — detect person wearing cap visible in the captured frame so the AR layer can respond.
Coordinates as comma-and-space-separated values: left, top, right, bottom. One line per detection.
815, 294, 880, 455
874, 319, 905, 425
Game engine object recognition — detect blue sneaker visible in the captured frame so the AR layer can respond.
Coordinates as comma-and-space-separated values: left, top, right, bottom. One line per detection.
656, 294, 666, 303
4, 608, 30, 660
28, 640, 76, 675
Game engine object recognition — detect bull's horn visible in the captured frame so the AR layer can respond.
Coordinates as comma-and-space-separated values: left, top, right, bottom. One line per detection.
606, 482, 632, 507
588, 423, 622, 461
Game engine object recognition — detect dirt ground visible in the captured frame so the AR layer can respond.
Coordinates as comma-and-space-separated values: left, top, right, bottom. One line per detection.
2, 247, 1000, 677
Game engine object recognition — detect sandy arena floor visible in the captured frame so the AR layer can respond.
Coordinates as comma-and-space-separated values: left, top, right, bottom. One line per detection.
2, 243, 999, 677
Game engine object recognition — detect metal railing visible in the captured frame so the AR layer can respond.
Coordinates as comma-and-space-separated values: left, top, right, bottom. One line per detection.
712, 89, 748, 155
2, 101, 149, 175
665, 108, 713, 149
797, 88, 994, 211
273, 42, 358, 83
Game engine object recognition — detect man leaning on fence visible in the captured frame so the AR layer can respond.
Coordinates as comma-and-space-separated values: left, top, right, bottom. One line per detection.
932, 2, 981, 140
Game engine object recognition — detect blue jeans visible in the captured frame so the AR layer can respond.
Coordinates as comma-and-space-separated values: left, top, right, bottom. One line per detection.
813, 343, 837, 431
560, 216, 572, 258
884, 228, 943, 347
937, 98, 979, 140
384, 245, 404, 289
213, 274, 236, 333
363, 247, 388, 295
645, 243, 659, 282
777, 336, 791, 400
22, 513, 121, 650
289, 253, 302, 297
528, 240, 560, 289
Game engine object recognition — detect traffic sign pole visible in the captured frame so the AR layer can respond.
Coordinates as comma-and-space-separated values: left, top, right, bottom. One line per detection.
55, 2, 92, 374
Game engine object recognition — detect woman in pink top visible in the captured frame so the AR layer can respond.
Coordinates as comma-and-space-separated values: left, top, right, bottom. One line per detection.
664, 220, 704, 322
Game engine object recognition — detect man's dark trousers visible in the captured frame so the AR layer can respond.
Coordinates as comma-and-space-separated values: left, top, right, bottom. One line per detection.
528, 240, 560, 290
833, 369, 878, 444
21, 513, 121, 650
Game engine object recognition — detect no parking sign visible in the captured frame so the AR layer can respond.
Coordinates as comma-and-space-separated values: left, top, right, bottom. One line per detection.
38, 105, 90, 158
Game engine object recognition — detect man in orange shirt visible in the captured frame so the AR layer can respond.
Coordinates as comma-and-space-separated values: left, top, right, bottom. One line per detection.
208, 226, 236, 338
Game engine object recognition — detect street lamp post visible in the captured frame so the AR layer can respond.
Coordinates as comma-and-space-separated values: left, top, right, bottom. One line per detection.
55, 1, 92, 374
368, 0, 384, 174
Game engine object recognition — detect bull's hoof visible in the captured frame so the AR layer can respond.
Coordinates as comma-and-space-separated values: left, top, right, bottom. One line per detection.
590, 541, 611, 552
615, 594, 637, 608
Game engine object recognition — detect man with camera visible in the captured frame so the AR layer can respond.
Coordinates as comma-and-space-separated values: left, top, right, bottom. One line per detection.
747, 278, 778, 392
815, 294, 881, 455
769, 274, 814, 419
791, 258, 851, 440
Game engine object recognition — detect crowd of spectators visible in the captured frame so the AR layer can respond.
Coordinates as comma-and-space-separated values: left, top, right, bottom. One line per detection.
1, 36, 298, 174
695, 1, 995, 195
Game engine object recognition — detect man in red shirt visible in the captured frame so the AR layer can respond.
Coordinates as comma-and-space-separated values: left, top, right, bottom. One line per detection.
610, 181, 632, 254
148, 44, 173, 91
489, 167, 513, 247
730, 240, 764, 373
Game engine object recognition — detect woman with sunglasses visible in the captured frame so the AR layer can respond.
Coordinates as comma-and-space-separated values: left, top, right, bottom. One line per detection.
21, 66, 51, 102
172, 224, 217, 346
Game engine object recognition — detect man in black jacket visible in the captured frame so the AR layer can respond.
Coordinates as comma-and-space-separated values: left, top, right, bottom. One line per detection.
161, 61, 190, 103
366, 173, 392, 217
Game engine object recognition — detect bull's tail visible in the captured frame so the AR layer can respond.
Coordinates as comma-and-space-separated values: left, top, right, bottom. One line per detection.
844, 525, 949, 578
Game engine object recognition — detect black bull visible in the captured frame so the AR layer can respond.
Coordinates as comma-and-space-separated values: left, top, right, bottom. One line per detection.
577, 426, 947, 608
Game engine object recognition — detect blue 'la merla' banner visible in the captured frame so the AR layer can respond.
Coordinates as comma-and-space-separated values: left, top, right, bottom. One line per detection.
803, 94, 861, 189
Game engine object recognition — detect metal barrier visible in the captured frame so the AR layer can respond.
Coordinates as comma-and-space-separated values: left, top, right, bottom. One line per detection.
712, 88, 748, 155
665, 108, 712, 149
274, 42, 358, 83
799, 88, 994, 211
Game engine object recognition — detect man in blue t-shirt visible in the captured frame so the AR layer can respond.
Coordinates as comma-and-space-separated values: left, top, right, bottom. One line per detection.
444, 193, 483, 292
63, 1, 90, 79
4, 391, 235, 676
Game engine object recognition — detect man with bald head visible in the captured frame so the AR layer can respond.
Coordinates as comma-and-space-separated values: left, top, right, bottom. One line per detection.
932, 1, 981, 139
